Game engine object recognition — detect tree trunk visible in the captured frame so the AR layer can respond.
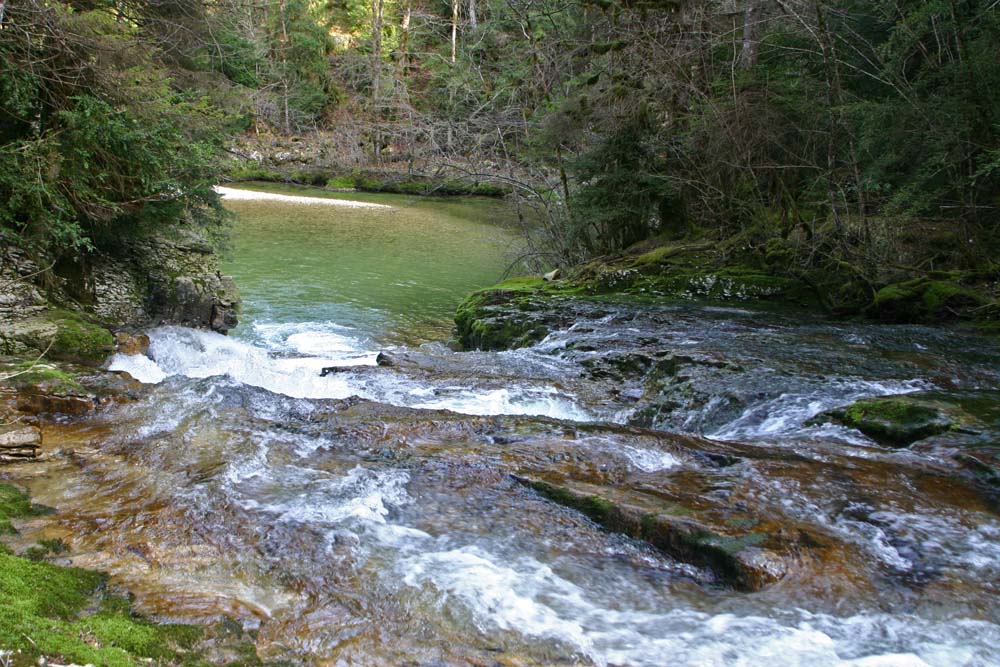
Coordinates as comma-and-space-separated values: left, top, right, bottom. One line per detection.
398, 0, 411, 73
739, 0, 759, 69
371, 0, 384, 162
450, 0, 459, 63
469, 0, 477, 30
813, 0, 845, 237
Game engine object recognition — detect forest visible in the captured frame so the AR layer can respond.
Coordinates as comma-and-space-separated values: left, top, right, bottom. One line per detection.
2, 0, 1000, 315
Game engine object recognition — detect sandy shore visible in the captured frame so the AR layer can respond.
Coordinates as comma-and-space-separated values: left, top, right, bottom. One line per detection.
215, 186, 393, 210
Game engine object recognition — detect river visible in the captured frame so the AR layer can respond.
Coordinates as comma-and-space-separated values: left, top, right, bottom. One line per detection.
17, 185, 1000, 666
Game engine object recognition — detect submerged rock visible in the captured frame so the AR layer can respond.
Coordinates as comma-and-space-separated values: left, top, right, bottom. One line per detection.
822, 391, 1000, 496
513, 475, 788, 592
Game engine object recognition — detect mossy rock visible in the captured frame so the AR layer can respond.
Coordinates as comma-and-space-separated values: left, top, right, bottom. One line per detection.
517, 476, 786, 591
1, 360, 84, 393
873, 279, 986, 322
0, 484, 52, 535
454, 278, 557, 351
43, 310, 114, 363
832, 396, 953, 446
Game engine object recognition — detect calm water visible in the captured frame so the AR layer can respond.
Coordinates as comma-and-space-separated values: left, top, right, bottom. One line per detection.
221, 182, 521, 345
16, 186, 999, 666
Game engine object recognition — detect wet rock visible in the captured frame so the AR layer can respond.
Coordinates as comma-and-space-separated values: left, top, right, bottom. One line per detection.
3, 359, 145, 418
514, 476, 788, 591
0, 311, 114, 364
827, 395, 953, 446
454, 279, 576, 351
114, 332, 150, 356
376, 351, 396, 367
0, 425, 41, 462
16, 392, 96, 417
89, 230, 242, 334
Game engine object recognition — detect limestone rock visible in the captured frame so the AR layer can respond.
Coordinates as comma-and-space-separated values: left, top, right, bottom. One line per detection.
0, 425, 41, 462
88, 230, 242, 333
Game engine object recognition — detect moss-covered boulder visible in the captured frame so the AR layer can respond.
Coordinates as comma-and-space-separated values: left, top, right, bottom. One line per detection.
0, 310, 114, 364
872, 278, 986, 322
831, 396, 953, 446
454, 277, 572, 351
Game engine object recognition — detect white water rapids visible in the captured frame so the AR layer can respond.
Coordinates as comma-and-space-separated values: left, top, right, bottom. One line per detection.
101, 317, 1000, 667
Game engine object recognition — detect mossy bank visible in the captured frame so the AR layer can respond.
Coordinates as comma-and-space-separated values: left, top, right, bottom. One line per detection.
454, 239, 1000, 352
1, 232, 240, 366
0, 484, 266, 667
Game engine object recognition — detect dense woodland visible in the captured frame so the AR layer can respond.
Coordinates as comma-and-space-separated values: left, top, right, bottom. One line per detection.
2, 0, 999, 317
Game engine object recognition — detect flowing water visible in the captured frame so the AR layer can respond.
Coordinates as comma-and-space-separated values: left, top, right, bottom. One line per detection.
11, 186, 1000, 666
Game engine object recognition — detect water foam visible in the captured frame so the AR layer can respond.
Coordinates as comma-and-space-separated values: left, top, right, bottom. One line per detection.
709, 378, 933, 443
397, 544, 989, 666
112, 326, 591, 420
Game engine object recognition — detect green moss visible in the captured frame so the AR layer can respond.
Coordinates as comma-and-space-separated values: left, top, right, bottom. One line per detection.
922, 281, 985, 315
0, 539, 256, 667
488, 276, 545, 291
4, 361, 84, 392
0, 551, 198, 666
325, 176, 356, 189
529, 481, 615, 525
225, 164, 284, 182
0, 484, 51, 535
0, 483, 270, 667
839, 397, 952, 445
454, 280, 552, 351
874, 279, 986, 322
44, 310, 114, 363
633, 245, 676, 266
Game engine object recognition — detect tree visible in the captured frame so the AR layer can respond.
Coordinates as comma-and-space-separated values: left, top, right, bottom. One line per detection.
0, 0, 226, 260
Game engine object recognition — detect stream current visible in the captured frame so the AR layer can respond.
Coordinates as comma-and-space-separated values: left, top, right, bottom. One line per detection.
20, 187, 1000, 665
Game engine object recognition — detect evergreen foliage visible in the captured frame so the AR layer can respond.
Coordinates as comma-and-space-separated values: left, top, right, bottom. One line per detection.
0, 0, 226, 260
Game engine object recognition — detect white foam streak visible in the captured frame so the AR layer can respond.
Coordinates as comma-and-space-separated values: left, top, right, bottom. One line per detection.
709, 379, 933, 442
215, 185, 392, 209
398, 545, 983, 667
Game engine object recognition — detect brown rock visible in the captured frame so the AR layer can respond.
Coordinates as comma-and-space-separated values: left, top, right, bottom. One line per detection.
17, 392, 96, 416
115, 332, 151, 356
